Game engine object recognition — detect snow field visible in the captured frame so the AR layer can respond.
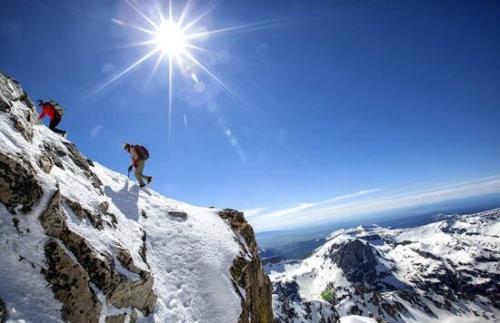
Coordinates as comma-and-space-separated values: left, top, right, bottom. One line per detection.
0, 78, 245, 323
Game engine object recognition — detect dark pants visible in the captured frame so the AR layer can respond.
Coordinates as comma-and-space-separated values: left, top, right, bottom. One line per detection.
49, 115, 66, 135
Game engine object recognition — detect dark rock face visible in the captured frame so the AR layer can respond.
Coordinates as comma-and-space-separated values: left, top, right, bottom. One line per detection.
62, 142, 103, 191
272, 286, 340, 323
98, 201, 118, 228
37, 150, 55, 173
273, 281, 301, 302
111, 246, 157, 315
417, 260, 500, 309
139, 229, 148, 267
0, 97, 10, 112
44, 240, 102, 323
38, 143, 65, 172
0, 297, 6, 323
9, 113, 33, 142
64, 197, 104, 230
39, 190, 157, 319
0, 74, 37, 141
0, 152, 43, 214
105, 313, 136, 323
328, 240, 378, 286
219, 209, 273, 323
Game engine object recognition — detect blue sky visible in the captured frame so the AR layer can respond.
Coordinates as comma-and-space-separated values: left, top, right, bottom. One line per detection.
1, 0, 500, 231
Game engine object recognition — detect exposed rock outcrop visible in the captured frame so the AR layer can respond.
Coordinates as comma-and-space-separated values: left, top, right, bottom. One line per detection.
63, 142, 103, 191
328, 240, 378, 286
44, 240, 102, 323
41, 142, 66, 169
219, 209, 273, 323
0, 152, 43, 214
111, 246, 156, 314
64, 197, 104, 230
0, 97, 10, 112
105, 313, 131, 323
9, 113, 34, 142
0, 297, 6, 323
39, 189, 157, 319
0, 74, 37, 141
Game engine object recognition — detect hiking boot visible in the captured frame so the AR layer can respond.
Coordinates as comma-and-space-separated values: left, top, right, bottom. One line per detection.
139, 183, 146, 188
147, 176, 153, 185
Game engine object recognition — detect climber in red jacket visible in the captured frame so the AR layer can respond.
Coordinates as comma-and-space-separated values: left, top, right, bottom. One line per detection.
38, 100, 66, 136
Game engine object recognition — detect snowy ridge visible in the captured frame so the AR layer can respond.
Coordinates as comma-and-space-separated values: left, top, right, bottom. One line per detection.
272, 209, 500, 322
0, 72, 272, 322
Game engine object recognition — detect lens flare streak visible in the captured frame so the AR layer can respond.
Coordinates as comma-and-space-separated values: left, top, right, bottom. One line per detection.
95, 0, 291, 143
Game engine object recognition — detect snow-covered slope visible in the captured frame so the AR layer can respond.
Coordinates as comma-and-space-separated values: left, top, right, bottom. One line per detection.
0, 72, 272, 323
272, 210, 500, 322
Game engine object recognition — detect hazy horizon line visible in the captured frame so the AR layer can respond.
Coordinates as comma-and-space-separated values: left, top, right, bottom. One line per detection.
245, 175, 500, 232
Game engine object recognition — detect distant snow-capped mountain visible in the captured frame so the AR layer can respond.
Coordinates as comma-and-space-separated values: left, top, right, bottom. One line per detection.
271, 209, 500, 322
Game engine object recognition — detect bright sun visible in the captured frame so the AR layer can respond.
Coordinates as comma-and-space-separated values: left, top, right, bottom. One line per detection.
155, 20, 187, 56
98, 1, 282, 143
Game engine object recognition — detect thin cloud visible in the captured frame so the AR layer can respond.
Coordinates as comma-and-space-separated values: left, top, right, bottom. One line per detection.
320, 188, 381, 205
261, 189, 380, 220
243, 207, 267, 219
249, 176, 500, 232
263, 202, 317, 219
90, 125, 103, 138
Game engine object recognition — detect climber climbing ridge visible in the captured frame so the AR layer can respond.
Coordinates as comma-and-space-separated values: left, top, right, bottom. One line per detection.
0, 72, 273, 322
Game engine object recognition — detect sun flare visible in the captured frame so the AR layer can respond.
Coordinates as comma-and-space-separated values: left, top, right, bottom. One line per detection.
97, 1, 285, 143
155, 20, 187, 56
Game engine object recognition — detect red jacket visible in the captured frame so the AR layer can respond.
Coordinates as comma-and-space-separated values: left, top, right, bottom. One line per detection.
38, 103, 57, 120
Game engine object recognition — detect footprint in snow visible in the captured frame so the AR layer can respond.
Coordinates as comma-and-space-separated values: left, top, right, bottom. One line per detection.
167, 298, 182, 309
